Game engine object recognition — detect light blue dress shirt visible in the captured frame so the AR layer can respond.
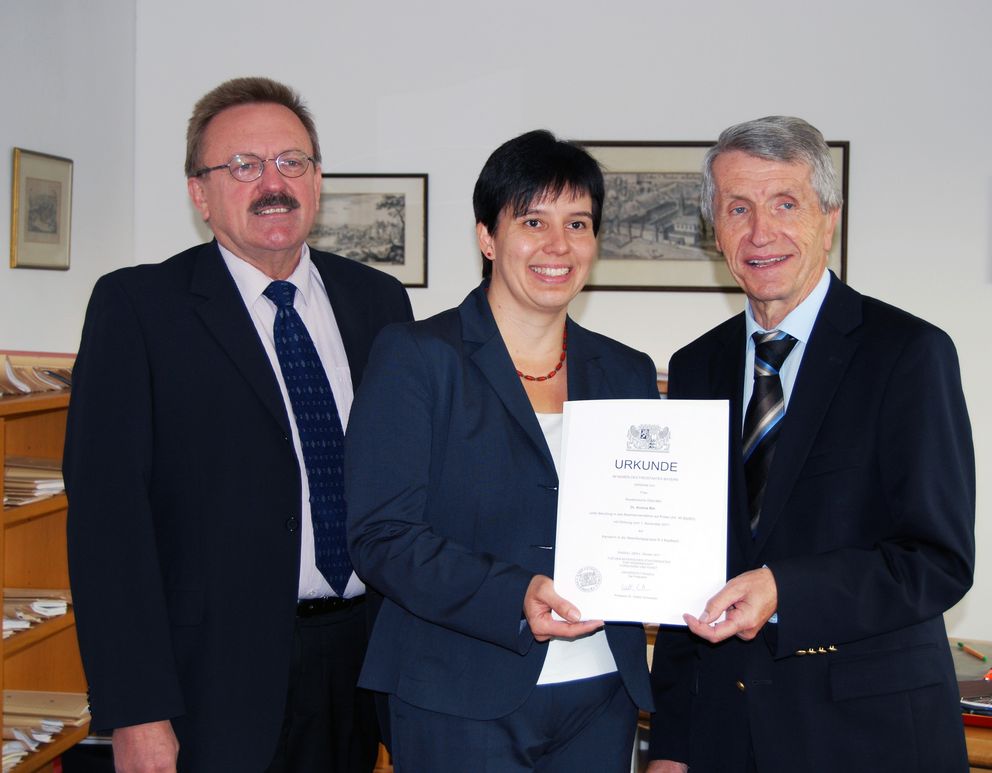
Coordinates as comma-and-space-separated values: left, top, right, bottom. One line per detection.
741, 269, 832, 423
741, 269, 831, 623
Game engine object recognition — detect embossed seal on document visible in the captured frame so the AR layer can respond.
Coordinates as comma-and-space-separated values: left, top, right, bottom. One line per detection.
575, 566, 602, 592
626, 424, 670, 452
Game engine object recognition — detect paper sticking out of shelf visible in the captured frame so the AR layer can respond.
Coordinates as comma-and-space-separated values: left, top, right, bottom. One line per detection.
3, 589, 72, 604
2, 717, 64, 735
0, 352, 74, 398
2, 738, 30, 771
2, 456, 65, 506
2, 712, 69, 772
1, 592, 70, 639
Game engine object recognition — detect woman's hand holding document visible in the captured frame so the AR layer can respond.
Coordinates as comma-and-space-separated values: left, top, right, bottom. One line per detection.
553, 399, 728, 625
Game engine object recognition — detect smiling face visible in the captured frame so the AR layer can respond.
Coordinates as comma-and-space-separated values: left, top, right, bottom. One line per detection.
711, 150, 839, 328
478, 189, 597, 320
187, 102, 322, 278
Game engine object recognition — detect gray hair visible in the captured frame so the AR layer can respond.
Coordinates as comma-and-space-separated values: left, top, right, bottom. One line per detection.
700, 116, 842, 223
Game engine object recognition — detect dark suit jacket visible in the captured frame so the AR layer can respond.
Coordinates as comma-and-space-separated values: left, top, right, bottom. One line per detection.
650, 274, 975, 773
345, 283, 657, 720
64, 242, 412, 772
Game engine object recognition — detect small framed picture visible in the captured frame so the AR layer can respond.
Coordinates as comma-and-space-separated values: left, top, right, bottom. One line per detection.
578, 141, 848, 292
309, 173, 428, 288
10, 148, 74, 270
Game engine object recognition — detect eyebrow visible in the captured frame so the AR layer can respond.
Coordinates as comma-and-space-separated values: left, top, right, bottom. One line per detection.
522, 206, 594, 219
722, 187, 802, 202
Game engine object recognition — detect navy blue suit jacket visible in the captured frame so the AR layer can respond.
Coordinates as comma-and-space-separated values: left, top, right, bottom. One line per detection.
64, 242, 412, 772
346, 283, 657, 719
650, 275, 975, 773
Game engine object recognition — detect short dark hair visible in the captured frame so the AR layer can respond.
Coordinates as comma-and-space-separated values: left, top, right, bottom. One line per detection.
473, 129, 604, 239
185, 76, 321, 177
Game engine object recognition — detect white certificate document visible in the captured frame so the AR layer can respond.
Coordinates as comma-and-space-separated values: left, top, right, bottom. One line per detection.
553, 399, 728, 625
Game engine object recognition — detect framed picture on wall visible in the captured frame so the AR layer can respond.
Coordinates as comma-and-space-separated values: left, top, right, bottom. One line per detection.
10, 148, 73, 270
309, 173, 428, 288
577, 141, 848, 292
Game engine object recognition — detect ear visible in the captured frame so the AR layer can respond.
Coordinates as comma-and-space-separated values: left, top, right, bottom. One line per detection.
310, 161, 323, 205
187, 176, 210, 222
822, 208, 840, 252
476, 221, 495, 261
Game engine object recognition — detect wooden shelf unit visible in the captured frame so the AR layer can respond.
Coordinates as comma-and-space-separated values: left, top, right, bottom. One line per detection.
1, 392, 89, 771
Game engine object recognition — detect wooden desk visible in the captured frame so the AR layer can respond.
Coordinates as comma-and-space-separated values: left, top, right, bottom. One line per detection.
967, 724, 992, 770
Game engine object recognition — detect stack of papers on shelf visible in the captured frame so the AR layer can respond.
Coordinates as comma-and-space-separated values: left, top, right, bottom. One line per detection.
4, 588, 72, 604
1, 617, 30, 639
2, 457, 64, 507
4, 589, 71, 612
0, 590, 71, 639
2, 717, 63, 737
2, 727, 39, 752
2, 714, 67, 772
2, 691, 89, 727
29, 598, 67, 616
0, 352, 74, 397
2, 739, 29, 772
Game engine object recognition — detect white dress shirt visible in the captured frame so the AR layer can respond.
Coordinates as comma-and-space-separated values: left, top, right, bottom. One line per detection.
220, 243, 364, 599
534, 412, 618, 685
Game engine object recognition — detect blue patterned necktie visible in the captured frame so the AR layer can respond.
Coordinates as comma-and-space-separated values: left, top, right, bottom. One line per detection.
263, 280, 352, 595
742, 330, 798, 536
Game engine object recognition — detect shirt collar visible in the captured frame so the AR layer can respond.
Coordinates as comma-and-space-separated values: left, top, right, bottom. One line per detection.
745, 268, 831, 345
218, 242, 314, 308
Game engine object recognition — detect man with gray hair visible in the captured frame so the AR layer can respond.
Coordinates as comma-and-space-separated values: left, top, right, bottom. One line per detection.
648, 116, 974, 772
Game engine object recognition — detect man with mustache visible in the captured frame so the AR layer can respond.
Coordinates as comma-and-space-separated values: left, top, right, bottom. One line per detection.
65, 77, 413, 773
648, 116, 974, 773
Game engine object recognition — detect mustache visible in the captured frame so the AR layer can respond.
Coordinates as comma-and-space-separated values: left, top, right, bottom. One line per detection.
250, 193, 300, 214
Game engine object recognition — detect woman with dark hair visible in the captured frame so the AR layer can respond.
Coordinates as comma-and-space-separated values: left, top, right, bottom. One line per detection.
346, 130, 657, 772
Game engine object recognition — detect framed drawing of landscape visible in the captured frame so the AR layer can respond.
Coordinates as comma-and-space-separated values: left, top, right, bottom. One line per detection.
578, 141, 848, 292
309, 173, 428, 287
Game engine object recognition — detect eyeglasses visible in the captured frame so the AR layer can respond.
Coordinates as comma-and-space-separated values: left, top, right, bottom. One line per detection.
192, 150, 316, 183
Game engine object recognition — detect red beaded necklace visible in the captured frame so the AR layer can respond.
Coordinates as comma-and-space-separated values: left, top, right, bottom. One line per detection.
516, 327, 567, 382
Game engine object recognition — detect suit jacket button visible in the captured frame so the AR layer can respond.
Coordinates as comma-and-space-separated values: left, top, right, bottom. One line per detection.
285, 516, 298, 532
736, 680, 746, 692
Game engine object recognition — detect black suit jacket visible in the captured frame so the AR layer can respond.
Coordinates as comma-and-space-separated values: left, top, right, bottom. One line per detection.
64, 242, 412, 772
345, 283, 657, 719
650, 275, 975, 773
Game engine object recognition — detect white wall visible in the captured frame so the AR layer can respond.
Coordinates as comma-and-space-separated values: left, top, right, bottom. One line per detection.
4, 0, 990, 638
0, 1, 135, 352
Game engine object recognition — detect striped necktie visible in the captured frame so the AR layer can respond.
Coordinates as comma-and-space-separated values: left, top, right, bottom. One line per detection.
264, 280, 352, 595
743, 330, 798, 536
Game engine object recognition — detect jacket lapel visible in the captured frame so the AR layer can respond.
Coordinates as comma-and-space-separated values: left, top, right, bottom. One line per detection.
709, 316, 754, 566
460, 285, 556, 472
565, 320, 607, 400
189, 242, 291, 435
312, 251, 366, 393
751, 276, 863, 558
